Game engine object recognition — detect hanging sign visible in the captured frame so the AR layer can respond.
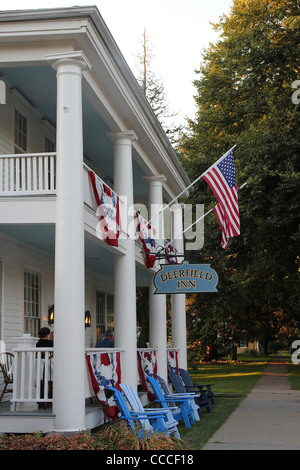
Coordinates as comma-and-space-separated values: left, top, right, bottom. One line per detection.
154, 261, 218, 294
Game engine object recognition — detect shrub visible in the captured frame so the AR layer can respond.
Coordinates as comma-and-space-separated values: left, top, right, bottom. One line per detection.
98, 423, 183, 451
0, 422, 183, 451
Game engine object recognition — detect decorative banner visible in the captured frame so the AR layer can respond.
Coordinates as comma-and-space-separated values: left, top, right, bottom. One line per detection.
86, 352, 121, 419
167, 350, 179, 374
154, 261, 218, 294
135, 212, 157, 268
89, 171, 121, 247
137, 350, 157, 401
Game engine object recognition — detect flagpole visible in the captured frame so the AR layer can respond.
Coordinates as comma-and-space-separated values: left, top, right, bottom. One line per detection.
148, 145, 236, 225
163, 181, 247, 252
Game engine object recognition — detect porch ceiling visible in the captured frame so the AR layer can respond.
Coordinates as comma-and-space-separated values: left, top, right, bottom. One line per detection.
0, 65, 148, 197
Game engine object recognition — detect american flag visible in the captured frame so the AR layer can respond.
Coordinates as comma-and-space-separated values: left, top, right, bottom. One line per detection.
202, 150, 240, 249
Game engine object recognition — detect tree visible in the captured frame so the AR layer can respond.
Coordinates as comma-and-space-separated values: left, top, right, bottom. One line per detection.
180, 0, 300, 360
135, 29, 182, 146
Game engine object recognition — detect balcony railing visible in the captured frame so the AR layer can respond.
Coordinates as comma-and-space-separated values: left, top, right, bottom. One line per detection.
0, 152, 56, 195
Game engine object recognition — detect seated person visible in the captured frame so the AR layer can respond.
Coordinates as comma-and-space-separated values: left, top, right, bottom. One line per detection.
95, 329, 114, 348
36, 327, 54, 347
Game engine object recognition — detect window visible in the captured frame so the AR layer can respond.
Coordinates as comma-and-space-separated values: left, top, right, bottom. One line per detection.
96, 292, 114, 343
24, 270, 41, 337
106, 294, 114, 330
14, 109, 27, 153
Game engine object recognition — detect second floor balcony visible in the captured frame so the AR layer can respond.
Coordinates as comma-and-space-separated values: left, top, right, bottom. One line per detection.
0, 152, 56, 196
0, 151, 125, 223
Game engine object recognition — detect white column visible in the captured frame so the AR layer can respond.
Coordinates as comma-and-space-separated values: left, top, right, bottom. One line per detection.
144, 175, 168, 382
109, 131, 138, 387
171, 204, 187, 370
48, 52, 91, 432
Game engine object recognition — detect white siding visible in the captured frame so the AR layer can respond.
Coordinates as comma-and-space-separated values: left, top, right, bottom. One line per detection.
0, 233, 114, 351
0, 79, 13, 155
0, 233, 54, 352
0, 78, 55, 156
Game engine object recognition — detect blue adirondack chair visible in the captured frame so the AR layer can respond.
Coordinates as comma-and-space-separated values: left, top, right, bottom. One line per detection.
108, 386, 174, 439
146, 375, 195, 429
120, 383, 180, 439
169, 370, 211, 414
156, 375, 199, 424
165, 371, 201, 419
178, 367, 215, 406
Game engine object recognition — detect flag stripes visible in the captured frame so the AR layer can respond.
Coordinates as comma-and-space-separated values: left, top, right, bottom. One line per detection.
202, 149, 240, 249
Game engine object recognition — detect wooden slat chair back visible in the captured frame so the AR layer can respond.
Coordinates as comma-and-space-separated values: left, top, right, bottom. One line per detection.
147, 375, 195, 429
179, 367, 215, 405
169, 369, 211, 415
120, 383, 180, 439
146, 375, 182, 420
0, 352, 14, 402
155, 375, 197, 427
168, 370, 203, 419
108, 386, 170, 439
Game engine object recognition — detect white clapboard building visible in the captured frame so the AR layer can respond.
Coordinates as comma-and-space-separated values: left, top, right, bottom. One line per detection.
0, 6, 190, 433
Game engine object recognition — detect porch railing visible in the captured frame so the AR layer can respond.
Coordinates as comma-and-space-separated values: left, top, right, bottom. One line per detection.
9, 346, 179, 409
0, 152, 56, 195
11, 348, 54, 410
10, 347, 125, 409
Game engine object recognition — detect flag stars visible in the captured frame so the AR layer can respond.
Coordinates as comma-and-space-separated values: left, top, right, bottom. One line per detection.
217, 151, 236, 188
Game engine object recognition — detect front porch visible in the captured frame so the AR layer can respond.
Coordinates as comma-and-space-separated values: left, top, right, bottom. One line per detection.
0, 343, 179, 434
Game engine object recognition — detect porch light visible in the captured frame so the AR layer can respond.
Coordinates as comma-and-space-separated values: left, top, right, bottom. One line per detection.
48, 305, 54, 325
85, 310, 91, 328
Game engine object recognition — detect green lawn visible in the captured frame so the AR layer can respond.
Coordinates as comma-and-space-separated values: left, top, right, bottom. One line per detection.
189, 357, 268, 395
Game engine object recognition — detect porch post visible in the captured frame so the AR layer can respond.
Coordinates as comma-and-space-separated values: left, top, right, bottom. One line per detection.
48, 51, 91, 432
144, 175, 168, 382
109, 131, 138, 387
171, 204, 187, 369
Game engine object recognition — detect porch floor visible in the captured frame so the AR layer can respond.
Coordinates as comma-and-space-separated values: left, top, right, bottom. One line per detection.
0, 397, 105, 434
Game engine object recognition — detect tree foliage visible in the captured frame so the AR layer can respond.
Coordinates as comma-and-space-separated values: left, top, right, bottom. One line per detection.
180, 0, 300, 358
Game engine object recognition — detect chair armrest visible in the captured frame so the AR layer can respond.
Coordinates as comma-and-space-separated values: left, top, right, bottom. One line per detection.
169, 392, 200, 398
193, 383, 215, 388
130, 410, 169, 419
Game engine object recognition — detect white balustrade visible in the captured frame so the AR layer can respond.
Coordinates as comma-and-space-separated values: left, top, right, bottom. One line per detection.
10, 347, 126, 410
0, 152, 56, 195
11, 347, 54, 410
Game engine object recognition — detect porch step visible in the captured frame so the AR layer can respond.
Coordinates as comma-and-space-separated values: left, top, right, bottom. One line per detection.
0, 400, 105, 434
0, 412, 55, 434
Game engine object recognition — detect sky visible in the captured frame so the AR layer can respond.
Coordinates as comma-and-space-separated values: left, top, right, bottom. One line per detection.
1, 0, 234, 125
